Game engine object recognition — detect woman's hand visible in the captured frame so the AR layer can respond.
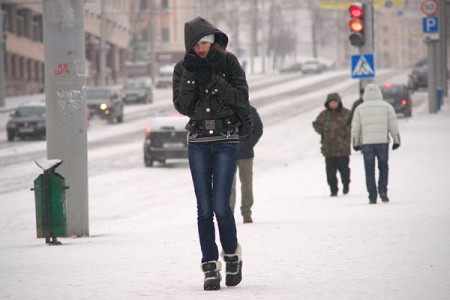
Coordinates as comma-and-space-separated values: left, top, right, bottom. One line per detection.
195, 60, 213, 85
183, 53, 202, 72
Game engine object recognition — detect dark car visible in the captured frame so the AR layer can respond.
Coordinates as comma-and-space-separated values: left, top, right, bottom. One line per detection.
279, 62, 302, 73
379, 83, 412, 118
408, 60, 428, 91
122, 78, 153, 104
6, 102, 46, 141
86, 87, 124, 123
143, 114, 189, 167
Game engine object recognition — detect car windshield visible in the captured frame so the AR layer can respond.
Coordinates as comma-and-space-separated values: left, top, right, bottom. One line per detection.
380, 85, 407, 99
86, 89, 112, 99
124, 82, 146, 89
15, 106, 45, 117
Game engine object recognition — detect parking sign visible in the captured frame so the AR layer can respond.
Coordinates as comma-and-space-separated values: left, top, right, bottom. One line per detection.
423, 16, 439, 40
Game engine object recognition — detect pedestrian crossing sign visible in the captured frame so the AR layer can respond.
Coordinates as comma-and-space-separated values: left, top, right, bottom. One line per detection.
351, 54, 375, 79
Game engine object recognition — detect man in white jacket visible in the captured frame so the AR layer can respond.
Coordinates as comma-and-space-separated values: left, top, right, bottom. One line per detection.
351, 83, 401, 204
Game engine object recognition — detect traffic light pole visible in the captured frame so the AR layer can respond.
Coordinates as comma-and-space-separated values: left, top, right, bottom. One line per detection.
42, 0, 89, 236
0, 11, 5, 108
437, 0, 447, 97
426, 38, 438, 113
360, 0, 374, 88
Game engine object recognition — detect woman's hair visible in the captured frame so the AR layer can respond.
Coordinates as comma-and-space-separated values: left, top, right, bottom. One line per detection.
211, 43, 226, 58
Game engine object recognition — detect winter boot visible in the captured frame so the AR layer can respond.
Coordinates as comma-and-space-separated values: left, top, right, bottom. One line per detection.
243, 215, 253, 223
343, 184, 349, 195
201, 261, 222, 291
221, 244, 242, 287
380, 193, 390, 202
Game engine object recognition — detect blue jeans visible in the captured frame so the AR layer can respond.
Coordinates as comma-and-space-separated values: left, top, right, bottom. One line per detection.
188, 142, 239, 262
361, 143, 389, 200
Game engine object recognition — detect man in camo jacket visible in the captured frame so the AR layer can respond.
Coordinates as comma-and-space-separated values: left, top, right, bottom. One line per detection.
313, 92, 352, 196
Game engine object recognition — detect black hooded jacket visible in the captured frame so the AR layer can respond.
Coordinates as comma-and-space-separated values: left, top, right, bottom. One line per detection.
238, 106, 263, 159
172, 17, 250, 133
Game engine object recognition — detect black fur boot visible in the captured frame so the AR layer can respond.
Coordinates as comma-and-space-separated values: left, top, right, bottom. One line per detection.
201, 261, 221, 290
221, 244, 242, 287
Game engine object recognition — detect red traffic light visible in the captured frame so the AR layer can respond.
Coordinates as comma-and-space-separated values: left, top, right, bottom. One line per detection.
348, 2, 365, 47
349, 3, 363, 18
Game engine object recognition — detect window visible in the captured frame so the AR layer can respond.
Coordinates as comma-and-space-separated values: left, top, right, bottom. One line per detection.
35, 61, 40, 81
16, 10, 26, 37
161, 28, 169, 42
18, 56, 24, 78
11, 55, 17, 78
161, 0, 169, 9
32, 15, 43, 42
140, 0, 148, 9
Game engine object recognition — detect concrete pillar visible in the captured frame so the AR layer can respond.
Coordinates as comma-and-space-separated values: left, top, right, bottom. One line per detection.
42, 0, 89, 236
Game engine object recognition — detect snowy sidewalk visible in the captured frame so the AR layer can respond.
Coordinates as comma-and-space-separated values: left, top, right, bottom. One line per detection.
0, 102, 449, 299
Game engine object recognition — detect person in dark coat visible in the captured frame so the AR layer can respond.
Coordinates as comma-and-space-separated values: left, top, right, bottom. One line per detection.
230, 105, 263, 223
351, 87, 364, 119
173, 16, 251, 290
313, 92, 352, 196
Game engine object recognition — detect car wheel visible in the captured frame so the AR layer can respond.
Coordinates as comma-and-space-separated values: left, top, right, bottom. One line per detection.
406, 109, 412, 118
144, 153, 153, 167
7, 132, 14, 142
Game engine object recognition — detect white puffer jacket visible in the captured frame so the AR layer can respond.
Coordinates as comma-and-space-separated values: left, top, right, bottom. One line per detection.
351, 83, 400, 147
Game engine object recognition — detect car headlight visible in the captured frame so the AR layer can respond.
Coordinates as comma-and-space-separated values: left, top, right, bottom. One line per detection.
100, 103, 108, 110
7, 122, 16, 129
37, 121, 46, 128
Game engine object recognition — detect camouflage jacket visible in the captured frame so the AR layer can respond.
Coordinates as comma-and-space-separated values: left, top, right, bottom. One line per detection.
313, 107, 352, 158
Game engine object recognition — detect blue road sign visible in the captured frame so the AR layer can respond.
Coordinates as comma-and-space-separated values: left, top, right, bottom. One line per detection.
423, 17, 439, 33
351, 54, 375, 79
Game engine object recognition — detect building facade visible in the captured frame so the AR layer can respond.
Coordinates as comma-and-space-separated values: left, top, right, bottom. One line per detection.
1, 0, 133, 97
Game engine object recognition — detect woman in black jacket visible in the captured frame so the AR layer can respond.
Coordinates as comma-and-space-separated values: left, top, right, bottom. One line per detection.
173, 16, 251, 291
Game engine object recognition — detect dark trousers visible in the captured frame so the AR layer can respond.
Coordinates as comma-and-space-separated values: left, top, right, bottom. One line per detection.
361, 143, 389, 200
188, 142, 239, 262
325, 156, 350, 193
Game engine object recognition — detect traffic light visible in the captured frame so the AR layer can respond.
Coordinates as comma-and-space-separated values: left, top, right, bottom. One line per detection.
348, 3, 365, 47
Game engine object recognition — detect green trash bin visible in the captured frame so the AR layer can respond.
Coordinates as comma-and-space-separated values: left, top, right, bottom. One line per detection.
31, 159, 69, 245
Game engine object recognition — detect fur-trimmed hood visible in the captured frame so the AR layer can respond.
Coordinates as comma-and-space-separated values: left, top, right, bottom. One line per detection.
184, 16, 229, 53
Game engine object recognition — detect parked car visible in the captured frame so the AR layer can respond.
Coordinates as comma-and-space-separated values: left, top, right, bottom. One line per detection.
143, 113, 189, 167
6, 102, 46, 141
279, 62, 302, 74
155, 64, 174, 89
86, 87, 124, 123
408, 59, 428, 91
122, 78, 153, 104
379, 83, 412, 118
302, 60, 325, 74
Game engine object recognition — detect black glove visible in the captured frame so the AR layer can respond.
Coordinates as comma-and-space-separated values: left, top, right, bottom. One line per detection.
392, 143, 400, 150
353, 146, 361, 151
183, 53, 202, 73
206, 46, 225, 68
195, 59, 213, 85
